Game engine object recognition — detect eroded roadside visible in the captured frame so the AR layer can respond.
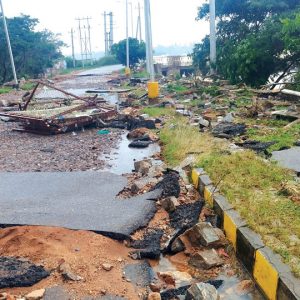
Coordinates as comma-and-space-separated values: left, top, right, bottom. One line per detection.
0, 68, 263, 300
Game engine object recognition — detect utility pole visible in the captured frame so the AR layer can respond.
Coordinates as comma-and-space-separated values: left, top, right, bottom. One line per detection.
108, 12, 114, 52
136, 2, 142, 42
144, 0, 159, 98
0, 0, 18, 86
209, 0, 216, 74
104, 11, 108, 56
76, 17, 93, 67
125, 0, 130, 75
129, 2, 134, 37
144, 0, 150, 73
70, 28, 76, 68
77, 18, 84, 67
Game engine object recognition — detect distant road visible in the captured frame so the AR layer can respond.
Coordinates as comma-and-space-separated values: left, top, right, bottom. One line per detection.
77, 64, 123, 76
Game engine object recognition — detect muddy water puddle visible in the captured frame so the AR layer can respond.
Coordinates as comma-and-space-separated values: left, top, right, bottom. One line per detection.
153, 256, 263, 299
103, 132, 161, 175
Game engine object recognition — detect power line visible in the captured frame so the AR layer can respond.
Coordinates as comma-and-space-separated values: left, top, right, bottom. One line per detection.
75, 17, 93, 67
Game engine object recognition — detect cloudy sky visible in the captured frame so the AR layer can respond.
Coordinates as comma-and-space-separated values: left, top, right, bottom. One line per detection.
2, 0, 208, 55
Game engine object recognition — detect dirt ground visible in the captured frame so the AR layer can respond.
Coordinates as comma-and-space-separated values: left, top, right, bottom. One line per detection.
0, 226, 141, 299
0, 122, 123, 172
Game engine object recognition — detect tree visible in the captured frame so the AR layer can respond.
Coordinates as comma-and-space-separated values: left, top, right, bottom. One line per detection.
0, 15, 64, 84
192, 0, 300, 87
111, 38, 146, 67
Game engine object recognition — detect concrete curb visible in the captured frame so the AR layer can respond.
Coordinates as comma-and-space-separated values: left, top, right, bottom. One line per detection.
191, 168, 300, 300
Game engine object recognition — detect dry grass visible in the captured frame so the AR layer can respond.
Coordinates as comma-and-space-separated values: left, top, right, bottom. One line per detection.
160, 117, 300, 277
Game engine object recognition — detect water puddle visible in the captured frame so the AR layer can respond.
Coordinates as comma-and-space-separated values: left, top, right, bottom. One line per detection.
152, 255, 263, 299
103, 132, 161, 175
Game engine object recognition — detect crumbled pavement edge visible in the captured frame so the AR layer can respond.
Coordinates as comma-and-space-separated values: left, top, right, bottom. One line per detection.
191, 168, 300, 300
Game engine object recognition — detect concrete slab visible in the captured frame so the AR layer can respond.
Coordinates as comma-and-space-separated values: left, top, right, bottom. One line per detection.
0, 172, 160, 239
272, 147, 300, 173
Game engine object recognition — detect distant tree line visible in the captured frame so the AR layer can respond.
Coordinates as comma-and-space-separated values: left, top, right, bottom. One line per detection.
192, 0, 300, 87
0, 15, 64, 84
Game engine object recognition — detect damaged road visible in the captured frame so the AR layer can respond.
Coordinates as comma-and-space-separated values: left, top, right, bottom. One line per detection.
0, 171, 161, 240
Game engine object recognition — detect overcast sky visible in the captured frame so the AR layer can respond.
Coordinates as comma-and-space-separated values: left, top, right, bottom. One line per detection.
2, 0, 208, 55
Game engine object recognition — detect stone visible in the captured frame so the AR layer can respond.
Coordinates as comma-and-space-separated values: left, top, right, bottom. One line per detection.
150, 282, 163, 293
148, 165, 165, 178
235, 280, 254, 295
184, 222, 221, 247
170, 237, 186, 254
131, 178, 158, 193
160, 197, 179, 212
102, 263, 113, 271
189, 249, 224, 270
148, 292, 161, 300
185, 283, 220, 300
134, 160, 152, 175
199, 116, 210, 128
59, 262, 83, 281
25, 289, 45, 300
157, 272, 176, 286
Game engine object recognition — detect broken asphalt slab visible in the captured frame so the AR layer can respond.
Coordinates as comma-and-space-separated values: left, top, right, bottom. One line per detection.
272, 147, 300, 174
0, 172, 161, 240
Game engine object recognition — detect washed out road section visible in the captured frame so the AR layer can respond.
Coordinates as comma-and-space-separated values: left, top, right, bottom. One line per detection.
0, 171, 160, 239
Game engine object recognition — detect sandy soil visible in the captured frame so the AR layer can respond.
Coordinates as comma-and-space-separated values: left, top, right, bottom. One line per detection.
0, 226, 141, 299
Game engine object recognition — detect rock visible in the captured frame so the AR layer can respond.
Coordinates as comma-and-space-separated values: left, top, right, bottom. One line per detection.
235, 280, 254, 295
131, 178, 158, 193
25, 289, 45, 300
127, 128, 158, 141
44, 286, 71, 300
158, 272, 176, 286
0, 293, 7, 300
198, 116, 210, 128
204, 102, 212, 109
222, 112, 234, 123
185, 283, 220, 300
148, 165, 165, 178
184, 222, 221, 247
160, 197, 179, 212
148, 292, 161, 300
150, 282, 163, 293
59, 262, 83, 281
134, 160, 152, 175
189, 249, 224, 270
102, 263, 113, 271
129, 140, 152, 148
212, 122, 246, 139
170, 237, 186, 254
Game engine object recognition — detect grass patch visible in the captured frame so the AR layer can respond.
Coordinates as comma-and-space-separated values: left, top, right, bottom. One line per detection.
160, 118, 228, 166
159, 116, 300, 276
166, 83, 188, 93
21, 82, 36, 91
198, 151, 300, 277
0, 87, 12, 94
133, 70, 149, 78
246, 123, 300, 152
142, 107, 177, 118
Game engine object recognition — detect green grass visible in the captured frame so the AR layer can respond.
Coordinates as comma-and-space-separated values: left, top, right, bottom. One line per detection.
166, 83, 189, 93
132, 70, 149, 78
159, 116, 300, 277
0, 87, 12, 94
21, 82, 36, 91
198, 151, 300, 277
142, 107, 177, 118
246, 123, 300, 152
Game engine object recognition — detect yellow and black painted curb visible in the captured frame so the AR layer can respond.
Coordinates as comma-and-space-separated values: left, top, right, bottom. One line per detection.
191, 168, 300, 300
